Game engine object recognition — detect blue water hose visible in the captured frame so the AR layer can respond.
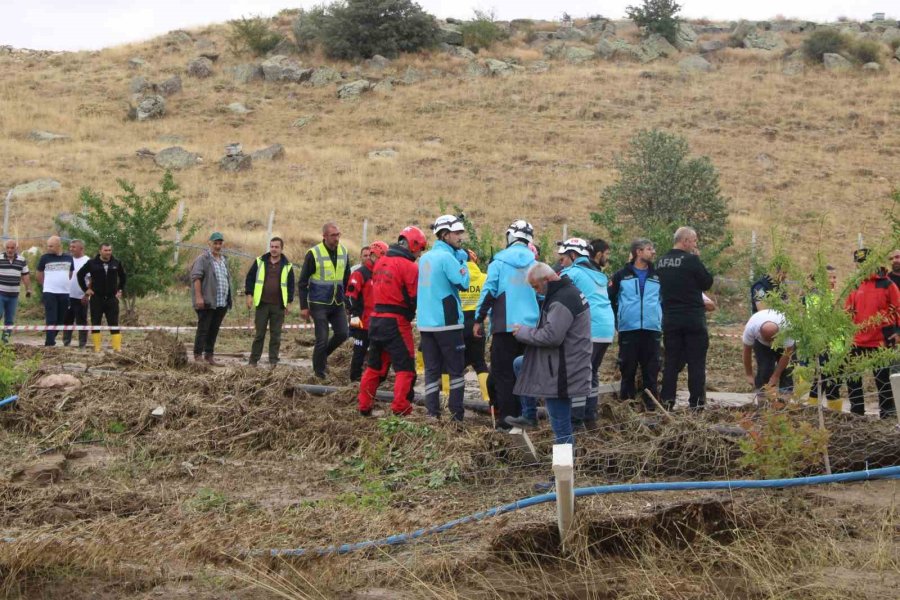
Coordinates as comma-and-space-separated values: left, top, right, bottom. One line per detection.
0, 395, 18, 409
259, 465, 900, 558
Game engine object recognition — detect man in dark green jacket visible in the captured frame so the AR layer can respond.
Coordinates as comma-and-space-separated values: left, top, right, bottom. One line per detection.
245, 237, 294, 366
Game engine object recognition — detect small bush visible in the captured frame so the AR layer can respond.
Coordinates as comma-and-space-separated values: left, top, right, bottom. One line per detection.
738, 410, 829, 479
0, 344, 36, 398
459, 10, 508, 51
228, 15, 284, 56
626, 0, 682, 45
848, 38, 882, 64
802, 29, 849, 62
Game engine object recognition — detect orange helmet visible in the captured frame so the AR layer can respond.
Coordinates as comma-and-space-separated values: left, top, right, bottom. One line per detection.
399, 226, 426, 253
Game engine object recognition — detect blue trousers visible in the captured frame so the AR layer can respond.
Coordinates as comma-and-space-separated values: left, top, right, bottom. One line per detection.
0, 294, 19, 342
513, 355, 575, 446
42, 292, 69, 346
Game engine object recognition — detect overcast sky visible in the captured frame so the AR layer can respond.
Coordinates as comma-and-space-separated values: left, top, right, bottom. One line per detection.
1, 1, 894, 51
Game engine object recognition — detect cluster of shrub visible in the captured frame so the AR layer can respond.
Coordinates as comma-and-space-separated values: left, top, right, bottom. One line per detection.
801, 29, 895, 65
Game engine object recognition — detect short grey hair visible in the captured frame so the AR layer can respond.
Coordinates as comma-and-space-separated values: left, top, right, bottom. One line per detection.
630, 238, 653, 256
674, 227, 696, 244
322, 222, 339, 234
70, 239, 84, 247
527, 262, 557, 284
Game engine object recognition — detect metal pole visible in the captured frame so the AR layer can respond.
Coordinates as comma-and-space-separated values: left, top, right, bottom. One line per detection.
362, 219, 369, 247
562, 223, 568, 241
266, 209, 275, 250
173, 201, 184, 264
858, 233, 864, 250
750, 230, 757, 283
2, 190, 11, 239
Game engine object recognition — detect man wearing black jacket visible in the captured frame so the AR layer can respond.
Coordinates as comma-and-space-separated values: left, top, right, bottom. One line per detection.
656, 227, 714, 410
77, 243, 126, 353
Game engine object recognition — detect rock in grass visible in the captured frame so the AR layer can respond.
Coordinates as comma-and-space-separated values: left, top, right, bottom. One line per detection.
10, 178, 61, 199
154, 146, 200, 170
678, 55, 713, 73
29, 130, 69, 143
250, 144, 285, 161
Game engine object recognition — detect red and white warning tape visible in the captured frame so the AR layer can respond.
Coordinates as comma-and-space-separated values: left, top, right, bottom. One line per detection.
3, 323, 316, 332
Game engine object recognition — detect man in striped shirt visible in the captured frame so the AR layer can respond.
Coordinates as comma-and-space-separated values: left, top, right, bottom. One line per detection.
0, 240, 33, 342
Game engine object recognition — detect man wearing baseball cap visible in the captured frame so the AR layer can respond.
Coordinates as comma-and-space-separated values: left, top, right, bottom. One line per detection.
190, 232, 232, 364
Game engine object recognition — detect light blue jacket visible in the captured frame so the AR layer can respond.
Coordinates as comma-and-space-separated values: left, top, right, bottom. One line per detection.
561, 256, 615, 343
475, 242, 539, 333
417, 240, 470, 331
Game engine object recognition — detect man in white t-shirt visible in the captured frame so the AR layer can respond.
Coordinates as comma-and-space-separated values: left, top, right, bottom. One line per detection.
63, 239, 90, 348
741, 309, 795, 391
36, 236, 74, 346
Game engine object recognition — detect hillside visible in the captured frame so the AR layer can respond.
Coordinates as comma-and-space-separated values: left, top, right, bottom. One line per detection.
2, 14, 899, 270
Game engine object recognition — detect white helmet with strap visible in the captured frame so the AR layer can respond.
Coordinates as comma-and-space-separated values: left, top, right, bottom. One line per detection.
506, 219, 534, 246
557, 237, 590, 257
432, 214, 466, 237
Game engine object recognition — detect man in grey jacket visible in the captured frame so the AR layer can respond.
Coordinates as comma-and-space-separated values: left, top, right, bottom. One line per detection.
191, 232, 232, 364
512, 263, 592, 446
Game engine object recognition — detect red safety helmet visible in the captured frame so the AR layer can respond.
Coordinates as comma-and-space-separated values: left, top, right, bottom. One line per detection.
399, 226, 426, 253
368, 240, 389, 263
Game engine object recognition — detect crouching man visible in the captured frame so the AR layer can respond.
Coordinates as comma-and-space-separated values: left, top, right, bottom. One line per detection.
512, 263, 592, 446
741, 308, 795, 393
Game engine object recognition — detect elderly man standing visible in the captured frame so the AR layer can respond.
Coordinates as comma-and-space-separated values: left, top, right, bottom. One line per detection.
0, 240, 32, 343
191, 232, 232, 364
299, 222, 350, 379
656, 227, 714, 410
512, 263, 592, 446
63, 239, 90, 348
36, 235, 74, 346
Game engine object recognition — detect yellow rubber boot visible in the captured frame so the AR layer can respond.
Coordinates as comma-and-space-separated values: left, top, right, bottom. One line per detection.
441, 374, 450, 396
92, 333, 102, 353
806, 395, 818, 406
477, 372, 490, 403
827, 398, 843, 412
110, 333, 122, 352
415, 351, 424, 375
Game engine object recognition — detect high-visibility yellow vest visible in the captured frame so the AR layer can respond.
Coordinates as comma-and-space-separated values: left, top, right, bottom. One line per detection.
308, 242, 348, 305
252, 256, 292, 307
460, 261, 487, 313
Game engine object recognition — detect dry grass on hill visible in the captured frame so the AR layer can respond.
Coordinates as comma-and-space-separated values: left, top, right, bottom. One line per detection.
1, 23, 899, 268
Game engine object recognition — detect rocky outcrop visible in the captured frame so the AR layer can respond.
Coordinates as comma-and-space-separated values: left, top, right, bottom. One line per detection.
743, 30, 786, 51
186, 57, 213, 78
10, 178, 61, 199
250, 144, 285, 161
337, 79, 371, 99
132, 95, 165, 121
823, 53, 852, 71
154, 147, 200, 170
231, 64, 263, 84
678, 55, 713, 73
261, 55, 312, 82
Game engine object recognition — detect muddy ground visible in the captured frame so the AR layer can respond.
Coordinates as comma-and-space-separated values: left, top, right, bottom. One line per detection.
1, 332, 898, 599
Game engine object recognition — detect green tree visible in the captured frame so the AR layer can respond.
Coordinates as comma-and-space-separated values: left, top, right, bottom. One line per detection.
592, 129, 733, 272
227, 15, 284, 56
55, 172, 198, 320
626, 0, 682, 44
292, 5, 328, 52
317, 0, 438, 59
459, 9, 508, 51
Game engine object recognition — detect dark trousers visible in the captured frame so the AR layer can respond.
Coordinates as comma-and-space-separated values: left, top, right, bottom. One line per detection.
846, 346, 895, 418
358, 316, 416, 415
310, 304, 349, 377
464, 332, 488, 373
90, 296, 120, 333
42, 292, 69, 346
753, 339, 793, 390
490, 332, 524, 423
422, 329, 466, 420
619, 330, 662, 409
64, 298, 89, 346
194, 307, 227, 356
814, 354, 842, 400
661, 325, 709, 409
349, 327, 369, 381
250, 302, 285, 364
572, 342, 609, 423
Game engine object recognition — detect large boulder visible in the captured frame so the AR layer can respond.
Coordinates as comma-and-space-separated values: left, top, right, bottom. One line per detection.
699, 40, 725, 53
596, 37, 644, 61
674, 23, 698, 50
219, 154, 252, 172
250, 144, 285, 161
823, 53, 852, 71
130, 76, 153, 94
10, 178, 61, 199
437, 24, 463, 46
154, 147, 200, 170
562, 46, 596, 64
134, 95, 165, 121
231, 63, 263, 84
166, 30, 192, 45
186, 57, 213, 78
364, 54, 391, 71
261, 55, 312, 82
640, 34, 678, 61
678, 55, 713, 73
730, 20, 757, 43
553, 27, 587, 41
309, 66, 343, 87
743, 30, 786, 51
441, 43, 476, 59
158, 75, 182, 96
484, 58, 520, 76
585, 18, 615, 35
882, 27, 900, 44
227, 102, 251, 114
29, 130, 69, 143
862, 62, 882, 71
337, 79, 371, 99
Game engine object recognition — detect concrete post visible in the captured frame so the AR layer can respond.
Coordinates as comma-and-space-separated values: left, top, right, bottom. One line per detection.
552, 443, 575, 542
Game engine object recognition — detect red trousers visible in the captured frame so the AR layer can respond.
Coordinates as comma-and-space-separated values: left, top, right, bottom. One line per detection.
358, 316, 416, 415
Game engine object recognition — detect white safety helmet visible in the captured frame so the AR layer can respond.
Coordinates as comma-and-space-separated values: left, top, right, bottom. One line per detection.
557, 237, 590, 257
432, 214, 466, 237
506, 219, 534, 246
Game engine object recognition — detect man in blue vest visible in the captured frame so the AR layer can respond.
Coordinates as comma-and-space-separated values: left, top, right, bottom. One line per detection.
418, 214, 470, 421
557, 238, 615, 428
610, 238, 663, 410
298, 222, 350, 379
474, 219, 540, 430
245, 237, 294, 367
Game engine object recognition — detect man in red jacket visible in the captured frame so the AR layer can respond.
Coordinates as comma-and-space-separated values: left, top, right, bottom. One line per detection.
844, 249, 900, 418
345, 241, 388, 382
358, 227, 426, 417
